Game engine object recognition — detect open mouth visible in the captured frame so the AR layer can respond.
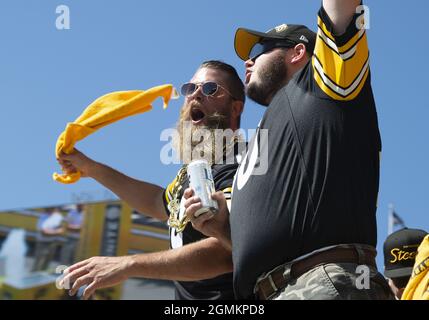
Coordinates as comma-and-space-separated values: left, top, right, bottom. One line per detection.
190, 108, 205, 123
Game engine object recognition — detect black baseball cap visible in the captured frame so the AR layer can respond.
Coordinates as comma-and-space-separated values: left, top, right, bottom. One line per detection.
383, 228, 428, 278
234, 24, 317, 61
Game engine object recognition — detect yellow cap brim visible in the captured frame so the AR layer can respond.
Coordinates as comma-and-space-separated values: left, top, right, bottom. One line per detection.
234, 28, 265, 61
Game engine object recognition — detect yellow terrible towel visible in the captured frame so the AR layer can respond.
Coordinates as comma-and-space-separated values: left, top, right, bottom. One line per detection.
54, 84, 178, 184
402, 235, 429, 300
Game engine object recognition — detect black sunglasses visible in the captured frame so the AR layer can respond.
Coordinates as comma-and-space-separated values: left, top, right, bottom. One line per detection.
249, 40, 295, 61
180, 81, 235, 99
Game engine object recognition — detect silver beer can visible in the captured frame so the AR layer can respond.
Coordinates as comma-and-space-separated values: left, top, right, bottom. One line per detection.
187, 159, 219, 217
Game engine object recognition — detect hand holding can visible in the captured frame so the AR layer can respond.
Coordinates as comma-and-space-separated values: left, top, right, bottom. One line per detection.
187, 159, 219, 217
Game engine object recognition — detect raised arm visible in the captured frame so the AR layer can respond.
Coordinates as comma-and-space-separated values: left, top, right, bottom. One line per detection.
313, 0, 370, 101
58, 149, 167, 221
322, 0, 362, 35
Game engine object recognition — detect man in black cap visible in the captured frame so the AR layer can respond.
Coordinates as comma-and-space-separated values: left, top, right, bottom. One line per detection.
384, 228, 428, 299
185, 1, 394, 300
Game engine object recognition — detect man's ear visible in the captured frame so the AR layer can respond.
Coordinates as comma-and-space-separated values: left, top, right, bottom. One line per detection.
290, 43, 307, 64
231, 100, 244, 130
233, 99, 244, 117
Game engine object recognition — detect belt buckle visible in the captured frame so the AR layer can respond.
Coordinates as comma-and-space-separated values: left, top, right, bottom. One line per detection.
253, 271, 267, 298
254, 273, 278, 300
254, 263, 291, 300
265, 273, 279, 300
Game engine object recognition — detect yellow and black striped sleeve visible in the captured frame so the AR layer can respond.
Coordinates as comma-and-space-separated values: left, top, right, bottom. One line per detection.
162, 176, 177, 216
222, 187, 233, 201
312, 5, 369, 101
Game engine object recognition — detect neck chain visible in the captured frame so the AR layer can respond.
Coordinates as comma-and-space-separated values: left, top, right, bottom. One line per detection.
167, 135, 241, 233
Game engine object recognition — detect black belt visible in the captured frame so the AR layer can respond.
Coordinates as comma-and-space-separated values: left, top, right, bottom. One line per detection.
255, 246, 377, 300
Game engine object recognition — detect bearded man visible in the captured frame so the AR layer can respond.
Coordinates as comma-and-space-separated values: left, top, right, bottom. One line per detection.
57, 60, 245, 300
184, 1, 394, 300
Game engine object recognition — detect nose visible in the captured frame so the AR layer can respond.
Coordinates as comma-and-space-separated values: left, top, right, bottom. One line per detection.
187, 84, 204, 101
245, 58, 254, 68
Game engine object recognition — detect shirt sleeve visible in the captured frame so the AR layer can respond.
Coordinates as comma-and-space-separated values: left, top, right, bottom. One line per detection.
162, 178, 176, 217
312, 4, 369, 101
37, 215, 47, 231
67, 210, 83, 226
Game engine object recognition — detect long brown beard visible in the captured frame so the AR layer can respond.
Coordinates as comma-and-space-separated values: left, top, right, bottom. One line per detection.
172, 102, 235, 165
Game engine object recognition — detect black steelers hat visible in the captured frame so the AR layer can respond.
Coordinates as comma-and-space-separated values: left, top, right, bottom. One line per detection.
384, 228, 428, 278
234, 24, 317, 61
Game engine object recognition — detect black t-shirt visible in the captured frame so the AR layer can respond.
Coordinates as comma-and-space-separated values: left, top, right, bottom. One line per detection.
163, 158, 238, 300
230, 7, 382, 299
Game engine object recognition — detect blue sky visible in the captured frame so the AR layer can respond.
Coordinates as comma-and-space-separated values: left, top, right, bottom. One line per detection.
0, 0, 428, 269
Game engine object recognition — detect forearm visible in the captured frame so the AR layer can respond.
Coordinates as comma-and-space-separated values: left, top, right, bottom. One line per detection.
42, 228, 64, 235
322, 0, 361, 35
90, 161, 167, 220
213, 221, 232, 252
127, 237, 233, 281
67, 225, 81, 231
